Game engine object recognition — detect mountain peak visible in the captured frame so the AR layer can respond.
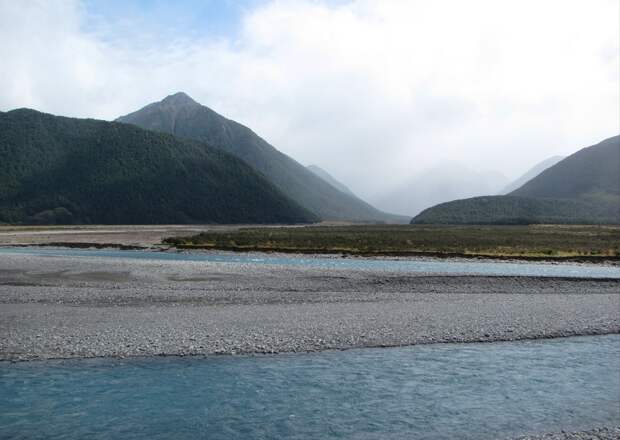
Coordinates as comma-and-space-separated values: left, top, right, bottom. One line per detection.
116, 95, 406, 223
161, 92, 198, 106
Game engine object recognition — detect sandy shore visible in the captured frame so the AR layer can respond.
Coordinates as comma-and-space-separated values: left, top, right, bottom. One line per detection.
1, 250, 619, 361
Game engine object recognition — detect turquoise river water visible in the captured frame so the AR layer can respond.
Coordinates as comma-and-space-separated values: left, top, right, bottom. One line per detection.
1, 246, 619, 278
1, 335, 619, 439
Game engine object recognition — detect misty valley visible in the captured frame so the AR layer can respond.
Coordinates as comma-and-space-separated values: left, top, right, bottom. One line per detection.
1, 2, 619, 439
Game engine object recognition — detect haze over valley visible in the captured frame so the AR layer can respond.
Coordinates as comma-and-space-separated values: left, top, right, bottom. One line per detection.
1, 0, 618, 208
2, 92, 616, 224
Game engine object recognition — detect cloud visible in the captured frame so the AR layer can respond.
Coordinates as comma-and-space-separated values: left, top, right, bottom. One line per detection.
0, 0, 618, 198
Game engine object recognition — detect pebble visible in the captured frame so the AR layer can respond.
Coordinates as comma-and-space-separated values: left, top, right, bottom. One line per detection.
509, 426, 620, 440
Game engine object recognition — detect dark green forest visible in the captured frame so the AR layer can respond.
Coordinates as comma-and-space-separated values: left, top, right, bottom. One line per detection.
412, 195, 619, 225
0, 109, 317, 225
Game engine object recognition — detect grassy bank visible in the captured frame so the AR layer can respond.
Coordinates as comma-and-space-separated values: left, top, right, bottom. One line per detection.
163, 224, 620, 260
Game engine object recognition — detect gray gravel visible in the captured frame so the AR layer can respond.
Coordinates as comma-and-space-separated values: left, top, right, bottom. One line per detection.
509, 427, 620, 439
1, 251, 619, 361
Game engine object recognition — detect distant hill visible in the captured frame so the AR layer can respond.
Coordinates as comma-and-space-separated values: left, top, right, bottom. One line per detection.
511, 136, 619, 199
306, 165, 356, 197
500, 155, 564, 194
117, 92, 404, 223
0, 108, 317, 225
412, 136, 620, 224
373, 162, 508, 216
411, 195, 618, 225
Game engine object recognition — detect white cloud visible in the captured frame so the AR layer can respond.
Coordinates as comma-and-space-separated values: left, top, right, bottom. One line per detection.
0, 0, 618, 198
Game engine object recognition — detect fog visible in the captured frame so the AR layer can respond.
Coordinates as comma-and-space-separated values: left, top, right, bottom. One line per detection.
1, 0, 618, 204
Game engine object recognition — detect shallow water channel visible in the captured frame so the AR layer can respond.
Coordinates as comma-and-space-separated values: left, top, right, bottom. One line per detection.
1, 246, 619, 278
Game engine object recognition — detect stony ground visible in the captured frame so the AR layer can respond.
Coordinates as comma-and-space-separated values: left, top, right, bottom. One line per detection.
510, 427, 620, 439
0, 224, 220, 247
0, 224, 316, 248
1, 251, 619, 361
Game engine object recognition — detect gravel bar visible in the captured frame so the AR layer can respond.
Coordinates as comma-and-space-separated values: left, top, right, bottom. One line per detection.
1, 251, 619, 361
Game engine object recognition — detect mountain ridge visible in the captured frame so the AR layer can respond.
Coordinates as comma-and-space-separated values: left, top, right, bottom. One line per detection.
511, 136, 619, 199
500, 155, 564, 194
306, 165, 356, 197
117, 92, 406, 223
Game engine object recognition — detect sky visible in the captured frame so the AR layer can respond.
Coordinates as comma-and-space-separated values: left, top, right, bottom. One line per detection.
1, 0, 619, 200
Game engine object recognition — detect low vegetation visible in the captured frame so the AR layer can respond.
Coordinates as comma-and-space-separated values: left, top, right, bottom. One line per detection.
164, 224, 620, 259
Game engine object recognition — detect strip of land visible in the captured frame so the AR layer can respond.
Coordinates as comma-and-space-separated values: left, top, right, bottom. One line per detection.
165, 224, 620, 261
1, 224, 619, 261
0, 224, 226, 248
1, 251, 618, 361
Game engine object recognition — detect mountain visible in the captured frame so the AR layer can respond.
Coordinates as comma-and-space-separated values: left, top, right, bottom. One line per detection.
511, 136, 619, 199
411, 195, 618, 225
500, 155, 564, 194
372, 162, 508, 216
412, 136, 620, 224
306, 165, 356, 197
0, 108, 317, 225
117, 92, 405, 223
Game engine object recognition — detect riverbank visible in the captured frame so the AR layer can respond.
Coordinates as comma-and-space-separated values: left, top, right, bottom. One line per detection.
1, 249, 618, 361
1, 224, 619, 263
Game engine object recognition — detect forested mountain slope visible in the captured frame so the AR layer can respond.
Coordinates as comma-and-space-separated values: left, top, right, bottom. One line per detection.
0, 108, 317, 225
117, 92, 405, 223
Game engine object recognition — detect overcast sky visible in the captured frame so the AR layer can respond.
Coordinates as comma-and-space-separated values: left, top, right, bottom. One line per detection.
1, 0, 618, 199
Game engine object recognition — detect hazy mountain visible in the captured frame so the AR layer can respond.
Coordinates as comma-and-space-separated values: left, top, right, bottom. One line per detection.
0, 108, 317, 225
117, 92, 405, 223
500, 155, 564, 194
372, 162, 508, 217
511, 136, 619, 199
306, 165, 356, 197
412, 136, 620, 224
